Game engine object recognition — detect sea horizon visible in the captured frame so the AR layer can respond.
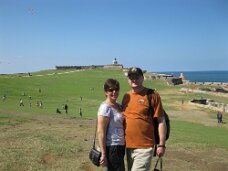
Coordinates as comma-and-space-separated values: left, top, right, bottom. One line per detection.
155, 70, 228, 83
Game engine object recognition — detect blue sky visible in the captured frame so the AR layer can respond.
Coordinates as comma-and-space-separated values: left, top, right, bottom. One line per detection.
0, 0, 227, 74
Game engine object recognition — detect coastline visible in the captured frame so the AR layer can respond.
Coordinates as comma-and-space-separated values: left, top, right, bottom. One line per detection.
156, 70, 228, 83
146, 72, 228, 86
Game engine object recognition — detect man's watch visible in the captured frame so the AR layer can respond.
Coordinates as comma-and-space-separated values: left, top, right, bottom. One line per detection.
157, 144, 166, 148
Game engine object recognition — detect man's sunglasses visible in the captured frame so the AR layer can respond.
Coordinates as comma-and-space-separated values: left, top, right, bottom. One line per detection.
128, 75, 141, 80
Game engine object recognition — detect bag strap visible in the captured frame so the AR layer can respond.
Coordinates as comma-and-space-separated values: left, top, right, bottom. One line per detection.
147, 89, 155, 116
154, 157, 163, 171
92, 119, 98, 148
148, 89, 159, 154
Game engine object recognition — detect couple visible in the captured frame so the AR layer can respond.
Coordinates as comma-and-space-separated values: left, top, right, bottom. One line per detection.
97, 67, 167, 171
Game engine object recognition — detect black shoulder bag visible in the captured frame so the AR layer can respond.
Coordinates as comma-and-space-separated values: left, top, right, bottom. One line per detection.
147, 89, 170, 156
89, 119, 101, 167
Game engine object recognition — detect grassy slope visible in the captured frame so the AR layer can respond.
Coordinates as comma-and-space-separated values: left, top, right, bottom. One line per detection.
0, 69, 124, 116
0, 68, 227, 143
0, 68, 228, 170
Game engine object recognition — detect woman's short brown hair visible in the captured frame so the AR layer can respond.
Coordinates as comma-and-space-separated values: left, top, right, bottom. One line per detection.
103, 79, 120, 92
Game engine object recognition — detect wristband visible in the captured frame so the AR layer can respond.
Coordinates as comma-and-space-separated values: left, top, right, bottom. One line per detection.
157, 144, 166, 148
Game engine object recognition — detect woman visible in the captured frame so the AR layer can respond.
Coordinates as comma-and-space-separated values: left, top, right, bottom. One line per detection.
97, 78, 125, 171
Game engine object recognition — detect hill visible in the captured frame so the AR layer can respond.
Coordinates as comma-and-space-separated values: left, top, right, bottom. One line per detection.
0, 68, 227, 171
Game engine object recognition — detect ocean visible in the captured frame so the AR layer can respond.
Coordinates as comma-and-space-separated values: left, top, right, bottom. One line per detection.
157, 70, 228, 83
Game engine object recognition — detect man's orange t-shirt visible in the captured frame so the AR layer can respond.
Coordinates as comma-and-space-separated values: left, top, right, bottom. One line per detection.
122, 88, 164, 148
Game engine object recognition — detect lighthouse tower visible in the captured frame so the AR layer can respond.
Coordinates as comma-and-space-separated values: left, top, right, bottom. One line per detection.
112, 58, 118, 65
179, 73, 185, 80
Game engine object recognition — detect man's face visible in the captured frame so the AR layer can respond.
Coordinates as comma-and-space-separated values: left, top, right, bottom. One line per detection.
128, 74, 144, 88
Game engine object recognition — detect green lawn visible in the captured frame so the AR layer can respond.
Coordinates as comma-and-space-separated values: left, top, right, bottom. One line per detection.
0, 68, 227, 171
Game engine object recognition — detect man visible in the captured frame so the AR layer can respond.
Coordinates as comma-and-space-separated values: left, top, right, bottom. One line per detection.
122, 67, 167, 171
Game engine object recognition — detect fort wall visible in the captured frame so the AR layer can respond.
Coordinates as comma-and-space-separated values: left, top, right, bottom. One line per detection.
55, 64, 123, 70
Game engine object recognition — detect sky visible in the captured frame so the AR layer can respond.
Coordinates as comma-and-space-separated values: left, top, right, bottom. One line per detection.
0, 0, 228, 74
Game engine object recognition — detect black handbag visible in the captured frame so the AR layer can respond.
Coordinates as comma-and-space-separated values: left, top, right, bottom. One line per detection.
89, 147, 101, 166
89, 119, 101, 167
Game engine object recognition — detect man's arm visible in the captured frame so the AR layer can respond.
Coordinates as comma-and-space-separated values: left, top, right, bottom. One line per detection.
156, 116, 167, 156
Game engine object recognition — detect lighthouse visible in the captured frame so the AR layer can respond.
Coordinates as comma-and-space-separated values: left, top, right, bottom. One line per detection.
179, 73, 185, 80
112, 58, 118, 65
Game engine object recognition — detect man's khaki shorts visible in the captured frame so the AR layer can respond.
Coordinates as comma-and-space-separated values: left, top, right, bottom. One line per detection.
126, 147, 153, 171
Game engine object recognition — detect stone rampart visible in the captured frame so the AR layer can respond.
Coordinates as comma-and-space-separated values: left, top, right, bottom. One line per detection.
189, 100, 228, 113
56, 64, 123, 70
185, 81, 228, 87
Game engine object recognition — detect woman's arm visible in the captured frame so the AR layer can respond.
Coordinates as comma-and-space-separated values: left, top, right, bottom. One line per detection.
97, 115, 109, 167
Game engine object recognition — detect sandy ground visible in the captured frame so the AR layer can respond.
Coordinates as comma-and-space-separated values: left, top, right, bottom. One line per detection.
0, 103, 228, 171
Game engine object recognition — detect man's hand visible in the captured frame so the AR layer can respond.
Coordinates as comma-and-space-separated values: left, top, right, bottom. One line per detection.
156, 145, 166, 157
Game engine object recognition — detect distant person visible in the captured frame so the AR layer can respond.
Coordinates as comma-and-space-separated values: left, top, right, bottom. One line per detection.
79, 107, 82, 117
19, 99, 24, 106
56, 108, 61, 114
97, 78, 125, 170
2, 95, 6, 102
64, 104, 68, 114
39, 101, 43, 108
80, 96, 83, 101
122, 67, 166, 171
217, 111, 223, 123
38, 88, 41, 93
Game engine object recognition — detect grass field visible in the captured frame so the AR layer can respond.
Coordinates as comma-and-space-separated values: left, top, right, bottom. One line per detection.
0, 68, 227, 171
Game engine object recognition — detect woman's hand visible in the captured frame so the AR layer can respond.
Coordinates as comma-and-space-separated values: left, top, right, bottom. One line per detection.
100, 153, 107, 167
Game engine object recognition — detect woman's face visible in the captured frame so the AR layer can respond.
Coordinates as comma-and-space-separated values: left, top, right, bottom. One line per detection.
105, 87, 119, 100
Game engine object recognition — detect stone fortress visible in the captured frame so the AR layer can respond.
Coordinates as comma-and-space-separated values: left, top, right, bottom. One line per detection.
56, 58, 123, 70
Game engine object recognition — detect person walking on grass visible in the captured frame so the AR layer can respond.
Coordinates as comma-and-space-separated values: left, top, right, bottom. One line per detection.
64, 104, 68, 114
122, 67, 167, 171
2, 95, 6, 102
79, 107, 82, 117
217, 111, 223, 123
19, 99, 24, 106
97, 78, 125, 171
